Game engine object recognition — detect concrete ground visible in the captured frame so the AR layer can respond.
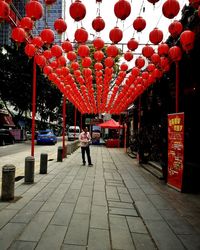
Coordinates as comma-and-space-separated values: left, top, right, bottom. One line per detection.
0, 145, 200, 250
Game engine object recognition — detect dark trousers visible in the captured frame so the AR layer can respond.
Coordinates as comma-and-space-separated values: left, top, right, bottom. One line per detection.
81, 146, 92, 165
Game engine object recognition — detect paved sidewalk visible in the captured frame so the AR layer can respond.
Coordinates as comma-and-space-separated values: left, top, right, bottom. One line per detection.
0, 146, 200, 250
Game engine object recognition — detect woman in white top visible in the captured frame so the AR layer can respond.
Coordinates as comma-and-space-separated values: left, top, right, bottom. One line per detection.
79, 127, 93, 166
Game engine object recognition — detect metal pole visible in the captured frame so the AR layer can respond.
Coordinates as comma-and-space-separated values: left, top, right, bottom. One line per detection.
31, 57, 36, 157
1, 164, 15, 201
62, 96, 66, 158
74, 107, 77, 140
175, 61, 179, 113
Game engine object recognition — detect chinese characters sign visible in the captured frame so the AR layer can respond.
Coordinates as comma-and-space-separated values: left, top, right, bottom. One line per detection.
168, 113, 184, 191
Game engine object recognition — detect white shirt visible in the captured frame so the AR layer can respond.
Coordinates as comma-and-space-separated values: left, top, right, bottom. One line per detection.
79, 131, 91, 147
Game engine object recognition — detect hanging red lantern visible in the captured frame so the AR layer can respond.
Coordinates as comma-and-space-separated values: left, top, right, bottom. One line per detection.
82, 57, 92, 67
24, 43, 36, 58
120, 63, 128, 71
35, 54, 46, 68
94, 50, 104, 61
152, 68, 163, 79
147, 63, 156, 72
83, 68, 92, 77
57, 56, 67, 67
168, 20, 183, 38
78, 44, 90, 57
168, 46, 182, 61
157, 43, 169, 56
133, 17, 146, 32
67, 51, 77, 61
51, 45, 63, 58
19, 17, 34, 32
40, 28, 55, 45
92, 16, 105, 32
32, 36, 44, 48
71, 61, 79, 70
124, 51, 133, 61
147, 0, 159, 5
127, 38, 138, 51
135, 56, 145, 69
74, 27, 88, 43
149, 28, 163, 45
180, 30, 195, 52
50, 60, 58, 69
0, 1, 10, 20
69, 0, 86, 22
44, 0, 56, 5
54, 18, 67, 34
25, 0, 44, 21
43, 50, 52, 59
142, 72, 149, 80
106, 45, 119, 57
43, 66, 53, 76
93, 37, 104, 50
11, 27, 26, 43
151, 53, 160, 65
62, 40, 73, 52
114, 0, 131, 20
109, 27, 123, 44
104, 57, 114, 67
162, 0, 180, 19
61, 67, 69, 76
95, 62, 103, 70
189, 0, 200, 8
142, 45, 154, 58
160, 57, 170, 71
131, 67, 140, 77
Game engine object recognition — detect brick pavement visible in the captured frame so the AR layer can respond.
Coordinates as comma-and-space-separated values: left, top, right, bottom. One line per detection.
0, 145, 200, 249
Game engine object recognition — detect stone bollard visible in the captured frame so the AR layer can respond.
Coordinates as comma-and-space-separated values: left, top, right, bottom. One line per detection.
25, 156, 35, 184
40, 153, 48, 174
57, 146, 63, 162
1, 164, 15, 201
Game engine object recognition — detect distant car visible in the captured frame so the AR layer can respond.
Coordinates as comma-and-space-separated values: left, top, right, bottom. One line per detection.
0, 129, 15, 146
68, 126, 80, 140
37, 129, 57, 145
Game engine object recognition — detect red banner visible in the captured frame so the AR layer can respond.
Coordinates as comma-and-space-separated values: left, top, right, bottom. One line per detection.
167, 113, 184, 191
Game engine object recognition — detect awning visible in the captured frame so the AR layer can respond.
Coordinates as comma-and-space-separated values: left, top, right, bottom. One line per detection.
98, 119, 123, 129
0, 113, 15, 127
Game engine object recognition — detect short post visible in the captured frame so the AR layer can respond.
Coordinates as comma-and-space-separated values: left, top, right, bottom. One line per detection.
1, 164, 15, 201
40, 153, 48, 174
25, 156, 35, 184
57, 146, 63, 162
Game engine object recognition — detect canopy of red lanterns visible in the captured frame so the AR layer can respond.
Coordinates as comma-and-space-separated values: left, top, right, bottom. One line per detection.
0, 0, 198, 114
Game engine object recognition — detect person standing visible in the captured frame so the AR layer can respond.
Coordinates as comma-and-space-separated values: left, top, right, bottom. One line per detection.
79, 127, 93, 166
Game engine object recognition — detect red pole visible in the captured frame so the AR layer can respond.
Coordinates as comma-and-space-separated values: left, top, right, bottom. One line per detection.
62, 96, 66, 158
175, 61, 179, 113
31, 57, 36, 157
118, 114, 121, 148
74, 107, 77, 140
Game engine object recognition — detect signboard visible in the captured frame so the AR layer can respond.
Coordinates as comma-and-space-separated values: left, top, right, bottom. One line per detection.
167, 113, 184, 191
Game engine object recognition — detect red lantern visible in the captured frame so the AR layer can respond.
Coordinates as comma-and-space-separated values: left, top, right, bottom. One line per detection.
162, 0, 180, 19
11, 27, 26, 43
43, 66, 53, 76
109, 27, 123, 44
94, 50, 104, 61
124, 51, 133, 61
40, 28, 55, 45
51, 45, 63, 58
43, 50, 52, 59
54, 18, 67, 34
62, 40, 73, 52
71, 61, 79, 70
83, 68, 92, 77
19, 17, 33, 32
32, 36, 44, 48
78, 44, 90, 57
120, 63, 128, 71
142, 72, 149, 80
93, 37, 104, 49
24, 44, 36, 57
82, 57, 92, 67
35, 54, 46, 68
157, 43, 169, 56
74, 27, 88, 43
142, 45, 154, 58
69, 0, 86, 22
168, 20, 183, 38
95, 63, 103, 70
104, 57, 114, 67
106, 45, 119, 57
147, 0, 159, 5
133, 17, 146, 32
127, 38, 138, 51
135, 56, 145, 69
189, 0, 200, 8
180, 30, 195, 52
149, 28, 163, 45
50, 60, 58, 69
131, 67, 140, 76
160, 57, 170, 71
0, 1, 10, 20
151, 53, 160, 65
57, 56, 67, 67
114, 0, 131, 20
25, 0, 44, 21
168, 46, 182, 61
67, 51, 77, 61
92, 16, 105, 32
61, 67, 69, 76
147, 63, 156, 72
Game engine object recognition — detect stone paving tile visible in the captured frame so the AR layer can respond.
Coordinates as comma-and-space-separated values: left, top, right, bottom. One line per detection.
109, 214, 135, 250
106, 186, 120, 201
147, 194, 174, 210
70, 180, 84, 190
61, 245, 86, 250
129, 188, 149, 202
9, 241, 37, 250
35, 225, 67, 250
178, 234, 200, 250
131, 233, 157, 250
18, 211, 54, 241
117, 186, 129, 194
62, 188, 80, 203
124, 179, 140, 189
32, 187, 55, 202
93, 182, 105, 192
135, 201, 163, 220
119, 192, 133, 203
90, 205, 108, 229
40, 200, 61, 212
50, 202, 75, 226
108, 201, 134, 209
126, 216, 148, 234
109, 207, 138, 217
0, 208, 18, 230
74, 196, 92, 214
64, 213, 90, 245
79, 185, 93, 197
0, 223, 26, 250
92, 190, 107, 206
87, 228, 111, 250
166, 218, 198, 235
140, 184, 159, 195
